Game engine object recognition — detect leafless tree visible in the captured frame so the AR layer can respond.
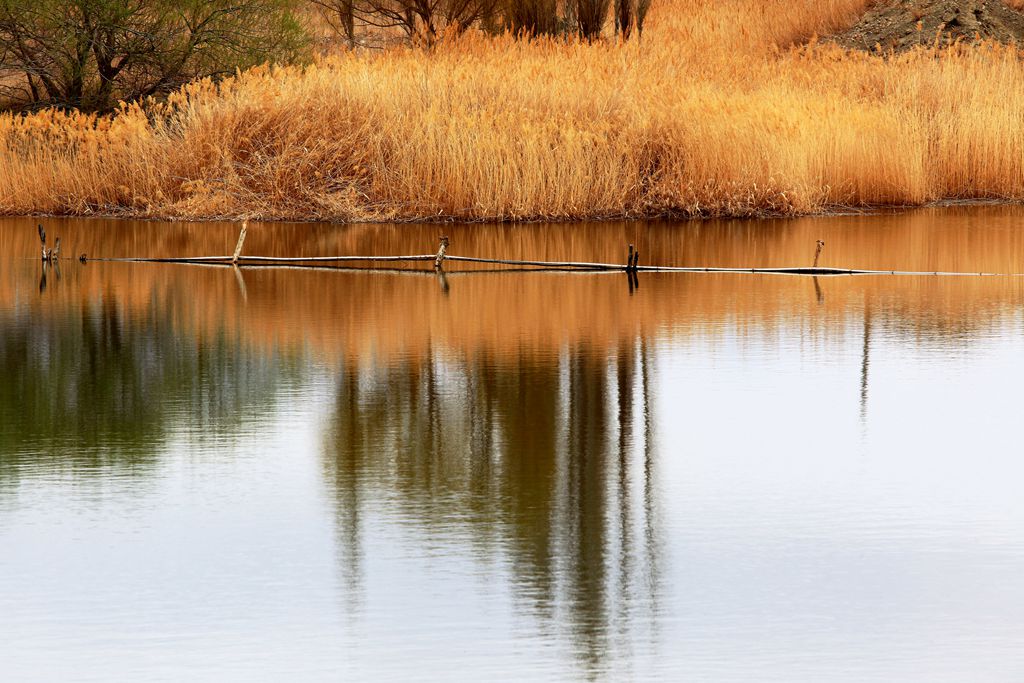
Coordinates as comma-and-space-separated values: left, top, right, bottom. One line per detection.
575, 0, 609, 40
318, 0, 500, 43
503, 0, 559, 36
309, 0, 357, 46
308, 0, 651, 45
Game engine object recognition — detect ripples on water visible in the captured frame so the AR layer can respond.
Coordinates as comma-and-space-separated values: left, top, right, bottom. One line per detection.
1, 207, 1024, 681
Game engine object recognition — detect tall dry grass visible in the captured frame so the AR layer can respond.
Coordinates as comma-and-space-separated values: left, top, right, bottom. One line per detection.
4, 0, 1024, 221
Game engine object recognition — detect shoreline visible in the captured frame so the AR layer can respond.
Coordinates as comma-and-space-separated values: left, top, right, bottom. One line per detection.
3, 197, 1018, 226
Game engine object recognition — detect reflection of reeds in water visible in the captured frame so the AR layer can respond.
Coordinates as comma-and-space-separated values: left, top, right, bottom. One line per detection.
3, 210, 1022, 365
320, 337, 661, 672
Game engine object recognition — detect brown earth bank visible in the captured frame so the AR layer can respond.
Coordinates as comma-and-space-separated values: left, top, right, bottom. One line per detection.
831, 0, 1024, 51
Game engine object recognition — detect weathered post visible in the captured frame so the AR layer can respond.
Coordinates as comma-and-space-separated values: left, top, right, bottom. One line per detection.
435, 236, 450, 270
37, 224, 61, 262
813, 240, 825, 269
627, 244, 640, 292
232, 221, 248, 264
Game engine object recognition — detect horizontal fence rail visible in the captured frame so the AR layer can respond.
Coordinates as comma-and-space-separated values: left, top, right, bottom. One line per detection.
33, 223, 1024, 278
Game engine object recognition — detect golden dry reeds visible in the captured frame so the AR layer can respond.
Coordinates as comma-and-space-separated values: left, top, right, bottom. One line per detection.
3, 0, 1024, 222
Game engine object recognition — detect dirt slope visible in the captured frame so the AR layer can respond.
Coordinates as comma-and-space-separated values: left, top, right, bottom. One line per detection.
831, 0, 1024, 51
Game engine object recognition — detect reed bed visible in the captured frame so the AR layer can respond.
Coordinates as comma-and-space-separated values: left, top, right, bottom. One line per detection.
3, 0, 1024, 222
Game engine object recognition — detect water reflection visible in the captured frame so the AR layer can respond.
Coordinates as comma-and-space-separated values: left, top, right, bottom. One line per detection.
3, 209, 1024, 680
4, 209, 1024, 367
0, 265, 298, 482
38, 260, 60, 294
860, 304, 872, 428
321, 338, 662, 674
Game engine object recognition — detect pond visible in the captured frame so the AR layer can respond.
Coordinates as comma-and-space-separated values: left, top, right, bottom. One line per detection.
2, 206, 1024, 681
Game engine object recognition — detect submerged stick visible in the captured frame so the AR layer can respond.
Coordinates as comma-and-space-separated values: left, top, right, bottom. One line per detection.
241, 254, 435, 263
82, 256, 1023, 277
444, 255, 620, 269
78, 242, 1024, 278
87, 254, 436, 263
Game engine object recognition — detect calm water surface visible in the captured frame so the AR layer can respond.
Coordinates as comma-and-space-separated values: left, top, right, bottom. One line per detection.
2, 207, 1024, 681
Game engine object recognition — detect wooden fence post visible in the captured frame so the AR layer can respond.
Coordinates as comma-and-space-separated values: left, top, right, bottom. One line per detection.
435, 236, 449, 270
813, 240, 825, 269
232, 221, 248, 264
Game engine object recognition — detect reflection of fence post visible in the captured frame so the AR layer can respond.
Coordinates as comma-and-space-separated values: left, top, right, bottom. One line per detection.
435, 236, 449, 270
813, 240, 825, 269
232, 221, 248, 264
233, 265, 248, 302
627, 243, 640, 292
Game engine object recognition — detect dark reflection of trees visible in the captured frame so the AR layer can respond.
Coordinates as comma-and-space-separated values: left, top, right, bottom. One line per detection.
860, 302, 872, 429
0, 293, 293, 482
321, 337, 662, 675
